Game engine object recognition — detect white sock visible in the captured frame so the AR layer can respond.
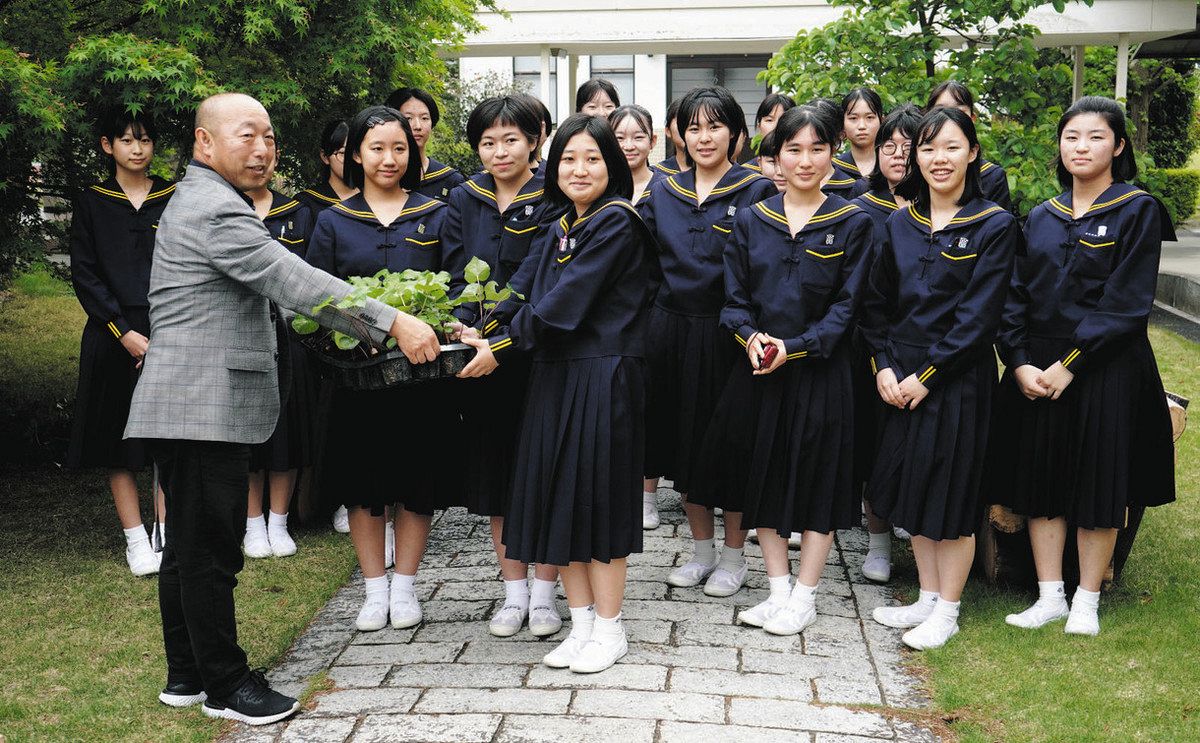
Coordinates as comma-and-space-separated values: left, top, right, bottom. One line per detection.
692, 538, 716, 565
867, 530, 891, 557
643, 490, 656, 504
246, 514, 266, 533
568, 605, 595, 637
123, 524, 148, 546
268, 510, 289, 532
504, 578, 530, 610
530, 578, 556, 608
717, 545, 745, 571
593, 611, 623, 638
392, 572, 416, 596
931, 598, 960, 621
1038, 580, 1067, 603
790, 580, 818, 606
364, 575, 388, 600
768, 574, 792, 602
1073, 587, 1100, 610
918, 589, 939, 606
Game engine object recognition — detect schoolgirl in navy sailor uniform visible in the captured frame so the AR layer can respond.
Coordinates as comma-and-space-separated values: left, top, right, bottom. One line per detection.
693, 105, 873, 636
638, 87, 776, 598
576, 77, 620, 118
306, 106, 465, 634
67, 108, 173, 577
860, 107, 1020, 650
743, 93, 796, 174
457, 113, 656, 674
837, 87, 884, 191
443, 95, 564, 640
926, 81, 1014, 213
295, 120, 358, 217
808, 97, 869, 200
851, 103, 924, 585
386, 87, 466, 201
989, 96, 1176, 637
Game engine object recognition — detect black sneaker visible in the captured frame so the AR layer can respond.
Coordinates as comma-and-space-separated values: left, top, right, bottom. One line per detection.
201, 668, 299, 726
159, 678, 207, 707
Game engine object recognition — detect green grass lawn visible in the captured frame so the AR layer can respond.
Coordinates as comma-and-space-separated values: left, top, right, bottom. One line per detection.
0, 267, 357, 742
892, 325, 1200, 742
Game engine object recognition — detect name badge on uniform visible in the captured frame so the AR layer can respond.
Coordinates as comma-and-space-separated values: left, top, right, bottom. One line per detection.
559, 236, 568, 252
287, 220, 294, 232
1098, 225, 1107, 236
727, 206, 737, 218
417, 223, 426, 234
525, 205, 535, 216
569, 238, 576, 250
825, 234, 835, 245
441, 188, 449, 197
957, 237, 969, 249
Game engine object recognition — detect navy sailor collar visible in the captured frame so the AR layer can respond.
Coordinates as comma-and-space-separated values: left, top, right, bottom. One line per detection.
329, 191, 444, 226
662, 164, 768, 206
750, 192, 863, 235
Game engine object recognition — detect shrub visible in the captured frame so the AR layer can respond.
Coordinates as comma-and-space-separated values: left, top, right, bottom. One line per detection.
1140, 168, 1200, 228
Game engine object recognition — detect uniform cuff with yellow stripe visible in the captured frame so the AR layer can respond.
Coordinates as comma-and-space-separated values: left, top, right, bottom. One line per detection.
106, 316, 132, 339
1061, 347, 1082, 371
915, 361, 938, 388
780, 336, 811, 361
487, 333, 515, 358
482, 318, 500, 338
733, 325, 757, 349
870, 352, 892, 375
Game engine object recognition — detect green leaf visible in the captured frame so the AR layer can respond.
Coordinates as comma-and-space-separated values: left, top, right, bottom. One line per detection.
464, 256, 490, 284
291, 314, 319, 334
333, 331, 360, 351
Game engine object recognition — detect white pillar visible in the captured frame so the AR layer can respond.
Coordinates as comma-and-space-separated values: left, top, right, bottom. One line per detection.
1115, 33, 1130, 102
567, 53, 579, 112
539, 46, 551, 104
1072, 45, 1086, 102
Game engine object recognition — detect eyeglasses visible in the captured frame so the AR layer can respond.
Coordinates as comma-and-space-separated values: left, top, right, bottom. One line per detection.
331, 149, 345, 160
881, 142, 911, 157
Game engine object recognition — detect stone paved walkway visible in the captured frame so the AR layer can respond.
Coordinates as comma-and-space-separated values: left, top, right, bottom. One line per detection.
225, 486, 938, 743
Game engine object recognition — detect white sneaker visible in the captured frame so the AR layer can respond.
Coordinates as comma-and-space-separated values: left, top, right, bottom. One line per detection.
242, 527, 272, 559
332, 506, 350, 534
126, 540, 160, 577
703, 563, 748, 597
861, 553, 892, 583
902, 613, 959, 650
667, 559, 718, 587
529, 605, 563, 637
1005, 599, 1069, 629
1064, 606, 1100, 636
488, 604, 527, 637
788, 532, 803, 549
389, 588, 422, 629
893, 526, 912, 540
763, 602, 817, 636
569, 630, 628, 673
873, 598, 937, 629
269, 529, 297, 558
737, 597, 787, 627
355, 596, 389, 632
384, 521, 395, 569
544, 632, 592, 668
642, 497, 661, 530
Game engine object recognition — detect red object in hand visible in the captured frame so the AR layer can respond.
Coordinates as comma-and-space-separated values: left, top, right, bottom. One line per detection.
760, 343, 778, 368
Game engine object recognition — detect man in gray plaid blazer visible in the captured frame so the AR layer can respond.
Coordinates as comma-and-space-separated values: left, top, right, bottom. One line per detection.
125, 93, 439, 725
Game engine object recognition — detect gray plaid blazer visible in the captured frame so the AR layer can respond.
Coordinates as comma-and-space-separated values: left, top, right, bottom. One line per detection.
125, 163, 397, 444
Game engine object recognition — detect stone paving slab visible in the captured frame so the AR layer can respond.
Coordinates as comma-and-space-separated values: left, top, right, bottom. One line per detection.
221, 485, 938, 742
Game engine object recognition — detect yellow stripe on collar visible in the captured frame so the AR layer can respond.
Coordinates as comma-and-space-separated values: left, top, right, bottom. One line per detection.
147, 184, 176, 200
266, 200, 300, 217
422, 165, 453, 181
465, 179, 498, 201
1048, 197, 1073, 217
90, 185, 129, 200
809, 204, 861, 224
1088, 189, 1146, 212
863, 193, 898, 210
512, 188, 545, 204
303, 188, 339, 204
399, 199, 441, 217
332, 203, 376, 218
949, 205, 1004, 224
754, 201, 788, 227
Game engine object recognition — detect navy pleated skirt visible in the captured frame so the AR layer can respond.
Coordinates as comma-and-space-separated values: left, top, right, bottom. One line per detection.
250, 335, 317, 472
320, 380, 463, 516
459, 353, 531, 517
503, 356, 645, 566
866, 340, 996, 540
851, 332, 884, 487
988, 334, 1175, 528
66, 309, 150, 470
643, 306, 739, 493
694, 345, 857, 534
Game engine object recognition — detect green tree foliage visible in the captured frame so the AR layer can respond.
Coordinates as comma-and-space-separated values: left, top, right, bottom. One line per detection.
0, 0, 496, 278
761, 0, 1094, 214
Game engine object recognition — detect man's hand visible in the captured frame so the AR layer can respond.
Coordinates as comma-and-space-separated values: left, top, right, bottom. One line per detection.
120, 330, 149, 369
1036, 361, 1074, 400
1013, 364, 1048, 400
457, 335, 498, 378
390, 312, 440, 364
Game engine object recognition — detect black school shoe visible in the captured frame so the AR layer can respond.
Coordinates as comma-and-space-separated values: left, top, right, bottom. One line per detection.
159, 678, 207, 707
201, 668, 299, 726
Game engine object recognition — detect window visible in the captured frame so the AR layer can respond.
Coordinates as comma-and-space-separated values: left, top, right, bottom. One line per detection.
667, 55, 771, 160
513, 56, 557, 117
589, 55, 635, 108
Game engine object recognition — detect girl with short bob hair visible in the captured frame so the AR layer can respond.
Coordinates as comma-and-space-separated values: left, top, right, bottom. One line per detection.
447, 94, 564, 640
386, 87, 466, 200
747, 93, 796, 172
990, 96, 1175, 637
641, 86, 775, 599
457, 113, 656, 674
609, 104, 663, 206
838, 86, 884, 178
67, 107, 173, 576
297, 119, 358, 218
925, 80, 1013, 212
694, 104, 874, 636
860, 106, 1020, 651
575, 78, 621, 116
